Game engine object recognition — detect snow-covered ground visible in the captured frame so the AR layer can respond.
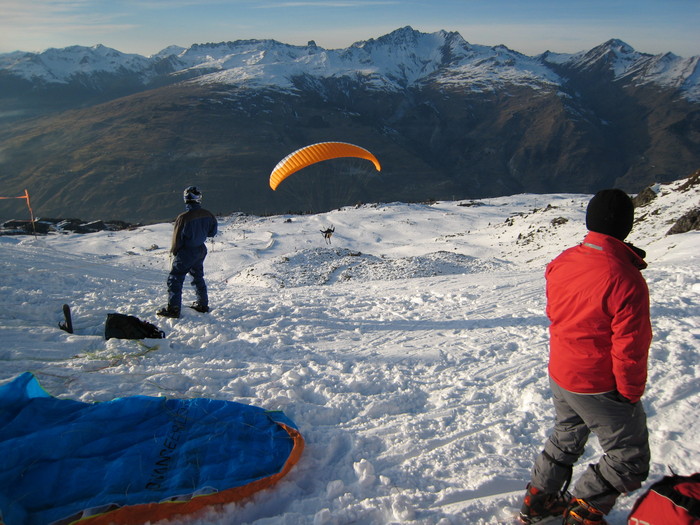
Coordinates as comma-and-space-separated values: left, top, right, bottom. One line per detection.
0, 180, 698, 524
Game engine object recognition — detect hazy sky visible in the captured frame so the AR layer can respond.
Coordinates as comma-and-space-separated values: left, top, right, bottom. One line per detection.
1, 0, 698, 58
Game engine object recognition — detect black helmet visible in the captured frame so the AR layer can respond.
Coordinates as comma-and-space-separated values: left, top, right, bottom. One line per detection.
183, 186, 202, 204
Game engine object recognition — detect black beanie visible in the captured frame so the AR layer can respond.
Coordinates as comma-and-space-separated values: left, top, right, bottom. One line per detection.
585, 189, 634, 241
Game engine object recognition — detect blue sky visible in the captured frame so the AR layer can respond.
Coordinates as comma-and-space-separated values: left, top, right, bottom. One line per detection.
1, 0, 698, 57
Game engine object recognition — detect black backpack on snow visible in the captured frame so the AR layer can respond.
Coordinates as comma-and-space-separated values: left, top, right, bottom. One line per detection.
104, 313, 165, 340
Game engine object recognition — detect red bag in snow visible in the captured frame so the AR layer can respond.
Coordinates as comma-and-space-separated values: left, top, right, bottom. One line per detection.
628, 473, 700, 525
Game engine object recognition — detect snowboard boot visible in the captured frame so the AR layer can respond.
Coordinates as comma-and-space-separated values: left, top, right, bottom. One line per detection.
518, 483, 569, 523
190, 302, 210, 313
562, 498, 608, 525
157, 305, 181, 318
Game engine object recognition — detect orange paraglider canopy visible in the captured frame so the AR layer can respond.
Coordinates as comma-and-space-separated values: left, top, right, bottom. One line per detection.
269, 142, 381, 190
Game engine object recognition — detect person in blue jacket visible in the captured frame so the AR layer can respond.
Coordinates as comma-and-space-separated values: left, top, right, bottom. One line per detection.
157, 186, 218, 318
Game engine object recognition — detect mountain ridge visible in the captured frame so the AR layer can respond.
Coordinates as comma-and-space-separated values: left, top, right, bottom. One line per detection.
2, 27, 697, 99
0, 27, 698, 223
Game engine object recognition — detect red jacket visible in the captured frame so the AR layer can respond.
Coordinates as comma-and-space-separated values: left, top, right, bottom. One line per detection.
546, 231, 652, 403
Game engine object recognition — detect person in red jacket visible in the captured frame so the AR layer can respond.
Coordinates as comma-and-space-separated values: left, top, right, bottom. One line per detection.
518, 189, 652, 525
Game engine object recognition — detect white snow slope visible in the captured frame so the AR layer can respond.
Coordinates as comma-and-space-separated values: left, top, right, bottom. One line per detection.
0, 180, 698, 525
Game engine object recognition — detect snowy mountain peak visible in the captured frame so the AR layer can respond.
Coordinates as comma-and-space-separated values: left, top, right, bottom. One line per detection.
150, 45, 187, 59
600, 38, 638, 56
539, 38, 700, 99
573, 38, 649, 76
365, 26, 427, 46
137, 27, 556, 92
351, 26, 470, 60
0, 44, 151, 83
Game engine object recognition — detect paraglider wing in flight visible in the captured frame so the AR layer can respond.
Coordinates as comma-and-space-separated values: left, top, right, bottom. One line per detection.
269, 142, 381, 190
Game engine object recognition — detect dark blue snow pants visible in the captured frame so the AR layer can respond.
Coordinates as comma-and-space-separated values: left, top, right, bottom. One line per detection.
530, 377, 650, 514
167, 245, 208, 311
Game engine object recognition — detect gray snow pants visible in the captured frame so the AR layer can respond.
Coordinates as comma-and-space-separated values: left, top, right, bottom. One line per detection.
530, 377, 650, 514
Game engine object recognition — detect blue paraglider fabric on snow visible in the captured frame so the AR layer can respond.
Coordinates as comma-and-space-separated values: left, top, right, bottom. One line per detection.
0, 372, 299, 525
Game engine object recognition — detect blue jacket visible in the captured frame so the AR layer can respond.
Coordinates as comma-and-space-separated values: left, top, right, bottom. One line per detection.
170, 203, 218, 254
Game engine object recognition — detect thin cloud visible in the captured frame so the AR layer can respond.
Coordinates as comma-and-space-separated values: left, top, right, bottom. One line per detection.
255, 1, 400, 7
2, 1, 119, 28
121, 0, 248, 8
3, 0, 97, 19
0, 1, 136, 52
